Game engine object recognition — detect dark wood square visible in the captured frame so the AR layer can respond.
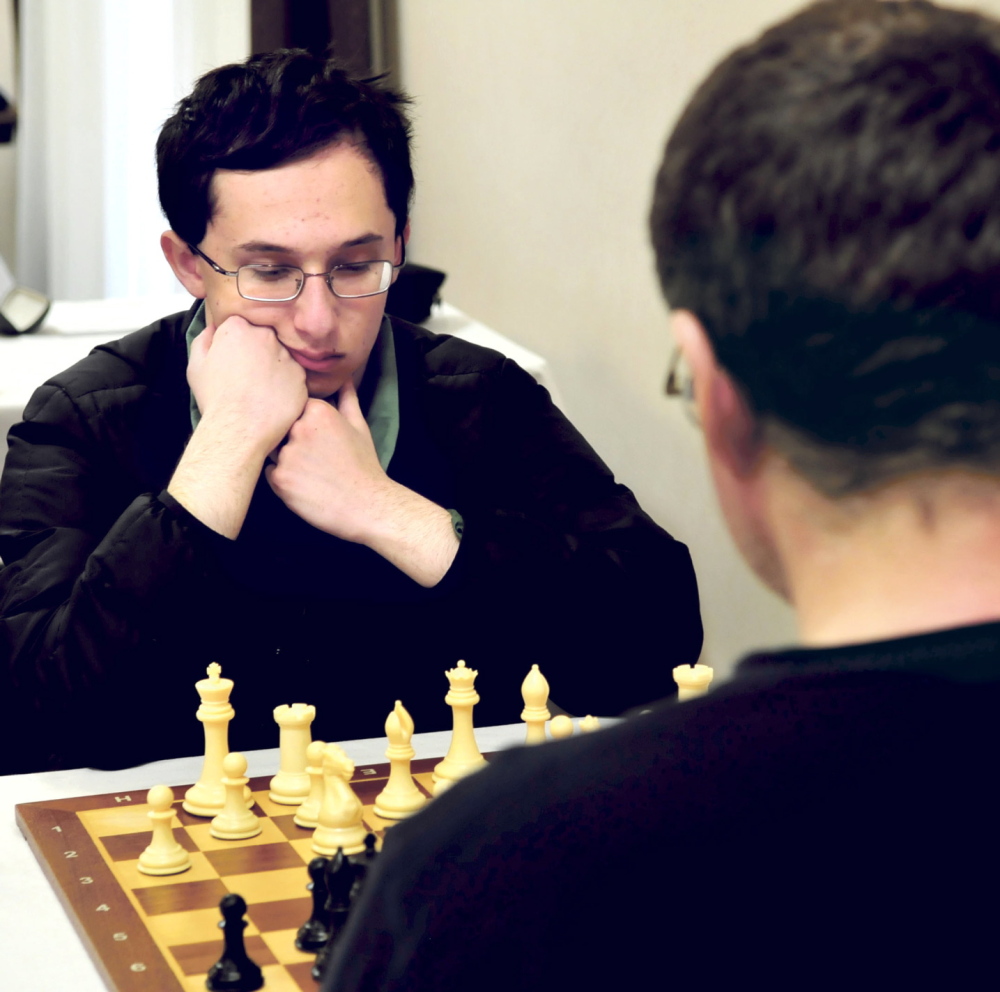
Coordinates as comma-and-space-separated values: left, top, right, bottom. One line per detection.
168, 934, 277, 976
134, 878, 229, 916
270, 813, 314, 840
286, 959, 318, 991
204, 842, 305, 876
169, 801, 214, 827
100, 827, 199, 861
246, 896, 312, 932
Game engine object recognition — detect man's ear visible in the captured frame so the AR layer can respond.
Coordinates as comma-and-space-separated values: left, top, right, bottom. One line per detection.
389, 222, 410, 286
161, 232, 207, 299
670, 309, 763, 479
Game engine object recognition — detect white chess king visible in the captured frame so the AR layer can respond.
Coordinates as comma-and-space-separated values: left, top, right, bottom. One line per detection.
184, 663, 249, 817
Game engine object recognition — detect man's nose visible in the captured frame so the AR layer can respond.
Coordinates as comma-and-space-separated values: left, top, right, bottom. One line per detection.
291, 272, 340, 343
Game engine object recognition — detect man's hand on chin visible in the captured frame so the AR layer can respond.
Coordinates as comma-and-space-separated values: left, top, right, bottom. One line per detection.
168, 315, 308, 540
188, 315, 308, 455
265, 379, 460, 587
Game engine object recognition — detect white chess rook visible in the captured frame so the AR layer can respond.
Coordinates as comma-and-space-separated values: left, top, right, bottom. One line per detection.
521, 664, 551, 745
374, 700, 427, 820
269, 703, 316, 805
673, 663, 715, 702
184, 663, 250, 817
313, 744, 368, 856
433, 660, 487, 794
210, 752, 261, 840
137, 785, 191, 876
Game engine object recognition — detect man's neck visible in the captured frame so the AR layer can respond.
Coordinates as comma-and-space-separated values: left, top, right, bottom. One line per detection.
770, 469, 1000, 648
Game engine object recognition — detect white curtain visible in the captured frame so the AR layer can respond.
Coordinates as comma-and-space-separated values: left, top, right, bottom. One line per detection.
16, 0, 250, 300
0, 0, 17, 282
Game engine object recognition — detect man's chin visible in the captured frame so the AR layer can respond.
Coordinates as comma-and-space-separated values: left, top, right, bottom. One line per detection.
306, 372, 348, 400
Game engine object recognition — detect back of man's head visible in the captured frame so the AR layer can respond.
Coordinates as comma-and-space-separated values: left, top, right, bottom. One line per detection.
157, 49, 413, 247
651, 0, 1000, 496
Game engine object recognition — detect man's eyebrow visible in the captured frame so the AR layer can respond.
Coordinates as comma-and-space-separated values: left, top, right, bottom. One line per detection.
234, 233, 386, 254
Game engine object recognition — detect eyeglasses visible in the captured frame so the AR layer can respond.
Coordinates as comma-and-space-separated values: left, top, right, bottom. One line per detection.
665, 346, 699, 425
187, 243, 405, 301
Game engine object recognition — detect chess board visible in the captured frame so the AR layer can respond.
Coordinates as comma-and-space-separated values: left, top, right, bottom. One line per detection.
15, 757, 444, 992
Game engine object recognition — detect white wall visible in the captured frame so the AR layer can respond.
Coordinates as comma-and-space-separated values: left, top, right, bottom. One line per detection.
396, 1, 814, 678
398, 0, 1000, 679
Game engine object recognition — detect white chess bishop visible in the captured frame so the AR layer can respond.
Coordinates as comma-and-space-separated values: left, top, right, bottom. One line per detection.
374, 700, 427, 819
521, 664, 551, 744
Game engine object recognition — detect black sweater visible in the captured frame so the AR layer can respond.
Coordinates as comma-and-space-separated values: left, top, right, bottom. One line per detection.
325, 620, 1000, 991
0, 308, 701, 771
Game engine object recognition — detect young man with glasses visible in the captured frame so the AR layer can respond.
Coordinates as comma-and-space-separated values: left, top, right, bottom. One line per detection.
320, 2, 1000, 988
0, 51, 701, 773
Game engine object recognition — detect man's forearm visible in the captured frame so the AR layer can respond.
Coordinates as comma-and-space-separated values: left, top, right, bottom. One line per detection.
363, 484, 460, 588
167, 416, 271, 540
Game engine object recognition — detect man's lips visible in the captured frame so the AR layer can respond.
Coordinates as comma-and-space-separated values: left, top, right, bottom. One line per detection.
287, 348, 345, 372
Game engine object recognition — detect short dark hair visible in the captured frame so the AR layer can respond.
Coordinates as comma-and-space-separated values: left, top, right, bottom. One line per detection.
157, 49, 413, 246
651, 0, 1000, 495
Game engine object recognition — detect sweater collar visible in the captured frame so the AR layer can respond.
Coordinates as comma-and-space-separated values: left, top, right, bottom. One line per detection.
737, 619, 1000, 685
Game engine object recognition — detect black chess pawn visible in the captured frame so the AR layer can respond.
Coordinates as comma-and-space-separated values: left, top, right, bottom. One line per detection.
296, 856, 333, 952
206, 893, 263, 992
311, 848, 357, 982
349, 832, 380, 901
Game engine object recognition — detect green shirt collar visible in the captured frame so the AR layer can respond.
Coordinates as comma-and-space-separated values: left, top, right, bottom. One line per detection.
185, 302, 400, 470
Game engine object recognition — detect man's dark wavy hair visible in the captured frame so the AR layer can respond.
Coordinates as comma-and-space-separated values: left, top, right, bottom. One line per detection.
157, 49, 413, 247
651, 0, 1000, 495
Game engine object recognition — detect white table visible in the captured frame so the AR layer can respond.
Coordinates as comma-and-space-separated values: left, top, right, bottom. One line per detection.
2, 723, 529, 992
0, 296, 564, 464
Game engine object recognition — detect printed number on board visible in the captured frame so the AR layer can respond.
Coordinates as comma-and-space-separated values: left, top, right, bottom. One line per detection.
63, 850, 78, 859
51, 825, 62, 833
113, 933, 128, 942
114, 795, 133, 804
130, 964, 146, 973
96, 904, 110, 913
80, 877, 93, 885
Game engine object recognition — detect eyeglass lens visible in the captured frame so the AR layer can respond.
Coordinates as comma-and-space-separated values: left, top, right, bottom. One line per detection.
236, 261, 392, 301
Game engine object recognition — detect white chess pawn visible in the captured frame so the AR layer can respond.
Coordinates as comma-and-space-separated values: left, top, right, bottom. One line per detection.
433, 661, 487, 795
549, 714, 575, 740
673, 663, 715, 702
579, 714, 602, 733
294, 739, 327, 829
269, 703, 316, 805
374, 701, 427, 820
137, 785, 191, 876
210, 753, 261, 840
312, 744, 368, 856
521, 664, 551, 745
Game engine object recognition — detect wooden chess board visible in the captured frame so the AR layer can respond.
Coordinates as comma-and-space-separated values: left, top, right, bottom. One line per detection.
15, 757, 442, 992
